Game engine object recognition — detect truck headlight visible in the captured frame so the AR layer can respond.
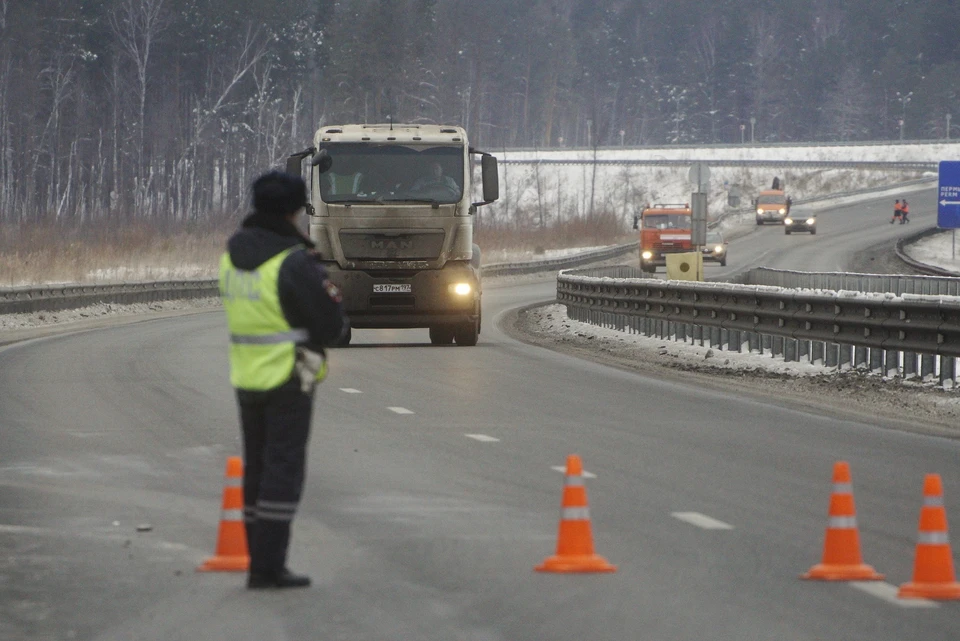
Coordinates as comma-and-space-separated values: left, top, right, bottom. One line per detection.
779, 208, 787, 214
784, 218, 794, 225
450, 282, 472, 296
641, 250, 653, 260
756, 208, 763, 215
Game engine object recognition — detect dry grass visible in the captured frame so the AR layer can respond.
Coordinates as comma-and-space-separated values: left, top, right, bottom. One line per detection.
0, 223, 229, 287
0, 215, 631, 286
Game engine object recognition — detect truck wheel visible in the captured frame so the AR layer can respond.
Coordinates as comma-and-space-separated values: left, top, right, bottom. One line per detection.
756, 218, 763, 225
785, 229, 791, 235
454, 320, 479, 346
429, 326, 454, 345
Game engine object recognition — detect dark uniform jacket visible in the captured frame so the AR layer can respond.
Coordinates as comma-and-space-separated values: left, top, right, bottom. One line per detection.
226, 212, 348, 397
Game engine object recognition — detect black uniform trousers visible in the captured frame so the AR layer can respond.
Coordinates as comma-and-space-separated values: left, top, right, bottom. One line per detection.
237, 377, 312, 576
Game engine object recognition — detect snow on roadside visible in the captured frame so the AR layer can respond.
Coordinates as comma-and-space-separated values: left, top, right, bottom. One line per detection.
532, 303, 838, 377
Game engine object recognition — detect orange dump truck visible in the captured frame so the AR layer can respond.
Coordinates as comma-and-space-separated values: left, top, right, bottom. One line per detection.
632, 203, 693, 274
753, 178, 792, 225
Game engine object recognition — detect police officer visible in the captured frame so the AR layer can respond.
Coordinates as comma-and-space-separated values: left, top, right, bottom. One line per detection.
219, 170, 348, 589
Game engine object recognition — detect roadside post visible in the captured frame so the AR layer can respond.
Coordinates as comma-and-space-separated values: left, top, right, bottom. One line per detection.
689, 162, 709, 281
937, 161, 960, 259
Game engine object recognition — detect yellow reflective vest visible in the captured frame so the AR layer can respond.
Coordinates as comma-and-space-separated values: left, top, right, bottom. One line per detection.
219, 247, 306, 391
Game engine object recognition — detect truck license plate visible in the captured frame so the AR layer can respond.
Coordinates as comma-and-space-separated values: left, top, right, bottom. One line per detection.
373, 284, 411, 293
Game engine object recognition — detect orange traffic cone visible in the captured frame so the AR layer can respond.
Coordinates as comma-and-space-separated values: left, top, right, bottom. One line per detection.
536, 454, 616, 573
802, 461, 884, 581
197, 456, 250, 572
898, 474, 960, 600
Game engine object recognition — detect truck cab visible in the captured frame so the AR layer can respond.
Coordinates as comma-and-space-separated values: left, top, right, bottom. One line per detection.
287, 124, 498, 346
632, 203, 693, 274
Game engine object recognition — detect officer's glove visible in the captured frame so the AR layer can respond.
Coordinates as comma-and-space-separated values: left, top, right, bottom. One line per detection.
295, 347, 328, 394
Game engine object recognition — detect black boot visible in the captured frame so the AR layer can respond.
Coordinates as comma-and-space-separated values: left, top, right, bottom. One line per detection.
247, 568, 312, 589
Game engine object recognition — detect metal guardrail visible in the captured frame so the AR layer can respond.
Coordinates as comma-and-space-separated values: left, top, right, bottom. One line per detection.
0, 245, 638, 315
0, 281, 221, 315
482, 243, 636, 277
558, 267, 960, 383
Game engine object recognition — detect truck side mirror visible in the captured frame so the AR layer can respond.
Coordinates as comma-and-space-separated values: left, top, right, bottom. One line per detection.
633, 215, 639, 230
475, 154, 499, 206
311, 149, 332, 174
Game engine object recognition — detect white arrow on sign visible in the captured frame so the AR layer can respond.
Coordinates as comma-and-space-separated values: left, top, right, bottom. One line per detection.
940, 199, 960, 206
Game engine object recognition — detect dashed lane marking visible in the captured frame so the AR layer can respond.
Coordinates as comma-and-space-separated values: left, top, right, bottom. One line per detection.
671, 512, 734, 530
465, 434, 499, 442
388, 407, 414, 415
551, 465, 596, 479
850, 581, 939, 608
340, 388, 362, 394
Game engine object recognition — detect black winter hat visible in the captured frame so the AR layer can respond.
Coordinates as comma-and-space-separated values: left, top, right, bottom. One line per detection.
251, 171, 307, 216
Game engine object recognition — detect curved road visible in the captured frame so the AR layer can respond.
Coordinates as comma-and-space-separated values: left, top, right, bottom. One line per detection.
2, 186, 958, 640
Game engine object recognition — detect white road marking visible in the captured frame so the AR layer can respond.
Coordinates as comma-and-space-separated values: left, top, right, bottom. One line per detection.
551, 465, 596, 479
464, 434, 499, 442
388, 407, 414, 415
850, 581, 939, 608
339, 388, 362, 394
671, 512, 734, 530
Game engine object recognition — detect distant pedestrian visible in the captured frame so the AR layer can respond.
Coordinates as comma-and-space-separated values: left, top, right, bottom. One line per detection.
891, 199, 902, 224
900, 199, 910, 224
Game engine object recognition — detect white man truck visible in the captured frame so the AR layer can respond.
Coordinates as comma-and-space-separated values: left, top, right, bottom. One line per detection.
286, 123, 499, 346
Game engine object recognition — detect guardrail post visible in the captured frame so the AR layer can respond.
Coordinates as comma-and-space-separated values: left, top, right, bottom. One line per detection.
854, 346, 869, 370
798, 339, 809, 362
784, 338, 797, 363
748, 332, 760, 354
707, 327, 718, 348
772, 335, 784, 358
720, 328, 729, 351
825, 343, 840, 368
677, 322, 687, 343
939, 356, 957, 386
884, 349, 900, 378
869, 348, 884, 374
904, 352, 919, 379
921, 353, 937, 380
809, 341, 823, 365
761, 334, 771, 355
692, 324, 703, 346
730, 330, 742, 353
839, 344, 853, 370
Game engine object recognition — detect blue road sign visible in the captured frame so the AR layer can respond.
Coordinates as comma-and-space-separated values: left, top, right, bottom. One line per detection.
938, 160, 960, 228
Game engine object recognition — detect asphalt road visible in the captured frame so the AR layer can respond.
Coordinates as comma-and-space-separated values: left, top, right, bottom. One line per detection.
2, 187, 959, 640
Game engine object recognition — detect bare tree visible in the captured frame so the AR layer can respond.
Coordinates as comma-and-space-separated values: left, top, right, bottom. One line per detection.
109, 0, 167, 210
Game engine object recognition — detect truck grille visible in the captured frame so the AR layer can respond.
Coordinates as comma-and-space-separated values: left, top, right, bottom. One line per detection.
340, 230, 445, 260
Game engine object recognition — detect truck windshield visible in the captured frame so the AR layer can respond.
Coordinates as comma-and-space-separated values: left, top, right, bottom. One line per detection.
758, 194, 786, 205
643, 214, 690, 229
318, 143, 463, 205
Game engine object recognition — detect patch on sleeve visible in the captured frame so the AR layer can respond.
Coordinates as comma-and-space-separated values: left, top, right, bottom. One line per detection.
323, 279, 343, 303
